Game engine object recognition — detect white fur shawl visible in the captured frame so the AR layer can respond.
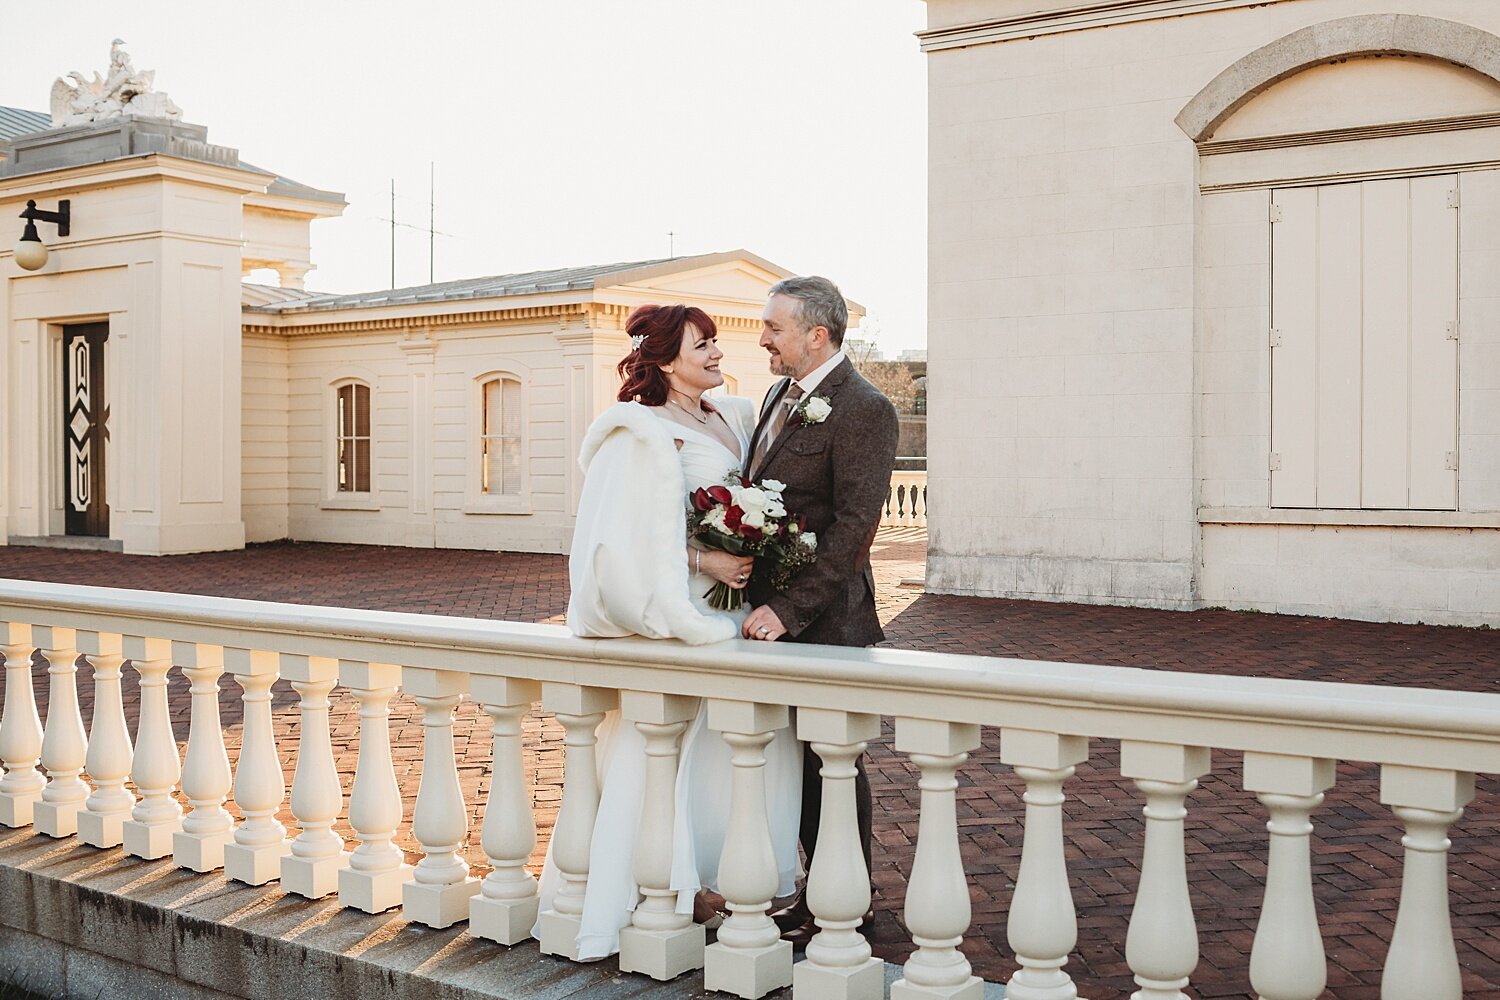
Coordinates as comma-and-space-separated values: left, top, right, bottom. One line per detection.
566, 398, 756, 645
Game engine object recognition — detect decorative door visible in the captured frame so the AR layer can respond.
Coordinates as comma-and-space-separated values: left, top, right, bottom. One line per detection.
63, 323, 110, 536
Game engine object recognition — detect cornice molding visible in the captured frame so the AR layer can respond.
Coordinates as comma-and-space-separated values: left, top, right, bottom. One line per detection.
1200, 157, 1500, 194
1199, 112, 1500, 156
918, 0, 1294, 52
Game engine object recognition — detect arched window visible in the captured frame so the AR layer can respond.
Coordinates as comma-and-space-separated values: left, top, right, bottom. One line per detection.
479, 375, 523, 497
335, 381, 371, 494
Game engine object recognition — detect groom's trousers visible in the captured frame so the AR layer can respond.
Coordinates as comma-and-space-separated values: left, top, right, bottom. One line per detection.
799, 743, 874, 875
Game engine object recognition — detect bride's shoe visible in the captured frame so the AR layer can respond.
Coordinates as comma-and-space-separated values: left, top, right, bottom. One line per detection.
694, 889, 728, 929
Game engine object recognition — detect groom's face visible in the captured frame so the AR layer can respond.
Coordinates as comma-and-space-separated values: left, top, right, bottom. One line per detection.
761, 293, 821, 379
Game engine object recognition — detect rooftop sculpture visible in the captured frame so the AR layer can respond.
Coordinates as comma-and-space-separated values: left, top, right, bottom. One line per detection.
49, 39, 183, 127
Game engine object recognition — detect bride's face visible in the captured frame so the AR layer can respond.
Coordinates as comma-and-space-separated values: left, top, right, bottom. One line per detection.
665, 322, 725, 395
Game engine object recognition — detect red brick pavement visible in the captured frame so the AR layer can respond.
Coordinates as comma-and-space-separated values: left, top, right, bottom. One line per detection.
1, 531, 1498, 1000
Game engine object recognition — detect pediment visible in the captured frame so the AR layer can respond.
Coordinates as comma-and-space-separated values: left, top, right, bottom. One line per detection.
605, 255, 791, 304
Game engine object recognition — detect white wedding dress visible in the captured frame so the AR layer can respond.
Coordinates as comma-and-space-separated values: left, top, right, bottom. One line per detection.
536, 397, 803, 961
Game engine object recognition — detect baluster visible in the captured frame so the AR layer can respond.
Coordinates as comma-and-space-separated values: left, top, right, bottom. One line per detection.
1379, 766, 1474, 1000
402, 667, 479, 928
338, 660, 410, 912
619, 692, 704, 980
1122, 741, 1210, 1000
537, 682, 617, 962
469, 677, 541, 944
793, 709, 884, 1000
34, 626, 89, 838
892, 718, 983, 1000
704, 700, 795, 999
173, 642, 234, 871
223, 649, 290, 885
122, 636, 182, 859
1001, 729, 1089, 1000
1243, 753, 1334, 1000
76, 632, 134, 849
0, 624, 43, 828
280, 655, 348, 898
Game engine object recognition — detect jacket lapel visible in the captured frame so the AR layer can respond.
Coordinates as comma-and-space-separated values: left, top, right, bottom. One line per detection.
745, 377, 793, 477
757, 357, 853, 477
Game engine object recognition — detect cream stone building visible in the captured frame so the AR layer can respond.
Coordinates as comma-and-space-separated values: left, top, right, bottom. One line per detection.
924, 1, 1500, 626
0, 80, 811, 557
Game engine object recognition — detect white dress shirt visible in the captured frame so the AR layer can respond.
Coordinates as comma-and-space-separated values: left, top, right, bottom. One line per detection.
794, 349, 846, 397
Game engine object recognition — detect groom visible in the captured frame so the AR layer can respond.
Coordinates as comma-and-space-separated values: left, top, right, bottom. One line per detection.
741, 275, 899, 941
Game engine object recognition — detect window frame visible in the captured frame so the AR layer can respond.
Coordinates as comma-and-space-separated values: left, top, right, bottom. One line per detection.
465, 368, 530, 515
322, 375, 380, 511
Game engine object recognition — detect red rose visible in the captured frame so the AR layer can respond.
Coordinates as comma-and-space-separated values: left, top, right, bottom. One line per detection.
691, 488, 714, 512
741, 525, 764, 543
706, 485, 733, 506
724, 505, 744, 531
795, 513, 809, 533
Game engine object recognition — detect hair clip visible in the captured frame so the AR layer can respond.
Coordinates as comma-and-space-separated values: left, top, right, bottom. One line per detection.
630, 333, 647, 350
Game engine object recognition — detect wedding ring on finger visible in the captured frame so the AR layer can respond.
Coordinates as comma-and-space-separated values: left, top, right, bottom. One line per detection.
758, 626, 770, 636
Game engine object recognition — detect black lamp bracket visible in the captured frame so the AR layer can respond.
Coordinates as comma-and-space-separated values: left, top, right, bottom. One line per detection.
20, 199, 70, 238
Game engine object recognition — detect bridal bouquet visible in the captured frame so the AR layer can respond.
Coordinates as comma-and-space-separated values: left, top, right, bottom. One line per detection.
688, 475, 818, 611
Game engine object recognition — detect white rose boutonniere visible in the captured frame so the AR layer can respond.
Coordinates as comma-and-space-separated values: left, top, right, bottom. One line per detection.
795, 394, 833, 425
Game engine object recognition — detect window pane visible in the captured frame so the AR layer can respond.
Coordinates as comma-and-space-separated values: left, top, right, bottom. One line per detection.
337, 437, 350, 492
501, 436, 522, 496
483, 440, 501, 495
502, 379, 522, 437
484, 379, 500, 437
355, 384, 371, 438
354, 438, 371, 493
337, 385, 351, 439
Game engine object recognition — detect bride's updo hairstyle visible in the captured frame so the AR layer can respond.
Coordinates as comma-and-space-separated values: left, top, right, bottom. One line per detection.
617, 303, 719, 406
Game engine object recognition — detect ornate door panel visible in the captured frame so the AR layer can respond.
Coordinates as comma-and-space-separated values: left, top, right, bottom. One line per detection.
63, 323, 110, 536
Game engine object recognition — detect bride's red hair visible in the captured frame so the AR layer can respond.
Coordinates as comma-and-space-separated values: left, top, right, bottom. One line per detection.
617, 304, 719, 406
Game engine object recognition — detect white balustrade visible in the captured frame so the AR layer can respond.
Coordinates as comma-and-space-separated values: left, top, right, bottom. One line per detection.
280, 655, 347, 898
618, 691, 704, 981
33, 626, 89, 838
338, 660, 410, 912
174, 641, 235, 871
76, 631, 134, 848
1001, 729, 1089, 1000
704, 700, 794, 1000
1123, 741, 1211, 1000
0, 623, 43, 827
1244, 753, 1334, 1000
536, 682, 617, 962
2, 580, 1500, 1000
223, 648, 290, 885
402, 667, 480, 929
122, 636, 182, 859
469, 676, 541, 945
794, 709, 884, 1000
1379, 766, 1475, 1000
893, 718, 983, 1000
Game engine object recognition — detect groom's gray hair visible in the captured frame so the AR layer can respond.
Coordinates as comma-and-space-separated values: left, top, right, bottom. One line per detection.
769, 275, 848, 346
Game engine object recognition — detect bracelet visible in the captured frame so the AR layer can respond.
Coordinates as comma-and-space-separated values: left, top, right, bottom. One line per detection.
695, 549, 701, 574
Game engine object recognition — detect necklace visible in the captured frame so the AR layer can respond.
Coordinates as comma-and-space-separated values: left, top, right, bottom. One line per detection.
669, 394, 709, 424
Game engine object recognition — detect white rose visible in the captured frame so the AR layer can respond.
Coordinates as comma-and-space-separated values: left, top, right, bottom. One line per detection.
802, 397, 832, 423
702, 508, 728, 532
765, 500, 786, 518
737, 487, 768, 512
761, 479, 786, 493
801, 532, 817, 549
741, 508, 767, 530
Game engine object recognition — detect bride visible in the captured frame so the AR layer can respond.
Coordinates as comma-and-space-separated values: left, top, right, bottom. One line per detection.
535, 303, 803, 960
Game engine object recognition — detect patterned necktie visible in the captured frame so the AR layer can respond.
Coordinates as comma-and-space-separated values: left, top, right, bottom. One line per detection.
751, 383, 804, 478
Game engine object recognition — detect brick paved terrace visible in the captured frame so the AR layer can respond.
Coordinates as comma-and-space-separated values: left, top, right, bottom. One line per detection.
1, 529, 1497, 999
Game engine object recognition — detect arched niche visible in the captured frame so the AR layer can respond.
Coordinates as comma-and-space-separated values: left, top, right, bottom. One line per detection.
1176, 14, 1500, 143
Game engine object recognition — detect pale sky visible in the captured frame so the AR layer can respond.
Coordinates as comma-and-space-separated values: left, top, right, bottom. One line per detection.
3, 1, 930, 354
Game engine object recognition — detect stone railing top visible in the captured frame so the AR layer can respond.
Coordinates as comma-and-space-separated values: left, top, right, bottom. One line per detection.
2, 577, 1498, 773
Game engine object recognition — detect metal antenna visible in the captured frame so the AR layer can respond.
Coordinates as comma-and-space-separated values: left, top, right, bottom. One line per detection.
429, 162, 435, 284
668, 231, 676, 259
374, 175, 455, 288
389, 179, 396, 288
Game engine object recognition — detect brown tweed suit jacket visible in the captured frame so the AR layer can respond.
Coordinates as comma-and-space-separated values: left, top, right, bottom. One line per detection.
744, 357, 899, 647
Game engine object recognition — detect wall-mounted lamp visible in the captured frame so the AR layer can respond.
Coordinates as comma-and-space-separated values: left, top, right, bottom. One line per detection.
14, 199, 71, 271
